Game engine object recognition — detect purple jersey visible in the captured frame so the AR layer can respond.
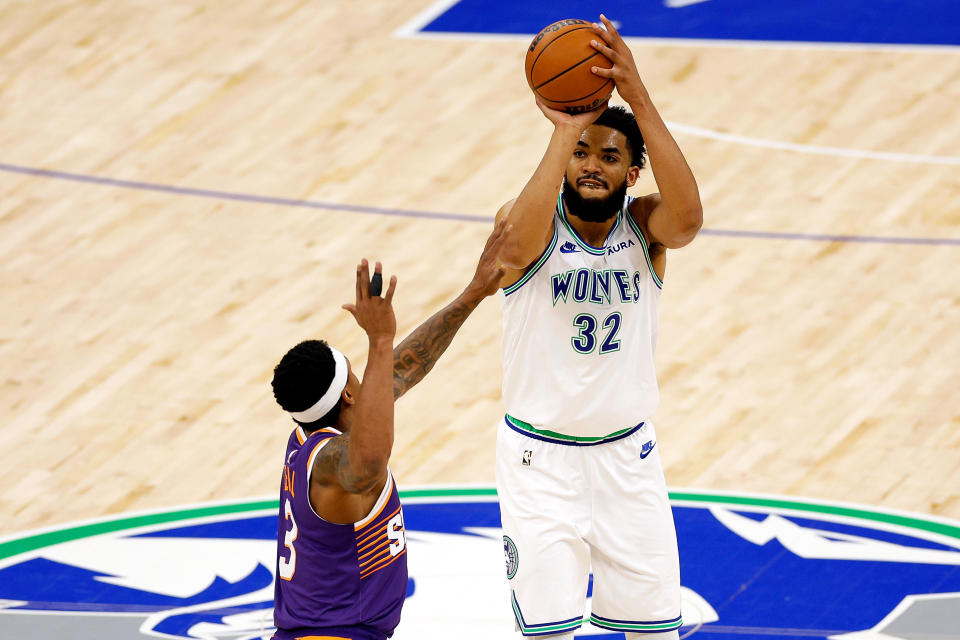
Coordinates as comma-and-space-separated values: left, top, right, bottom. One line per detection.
273, 426, 407, 640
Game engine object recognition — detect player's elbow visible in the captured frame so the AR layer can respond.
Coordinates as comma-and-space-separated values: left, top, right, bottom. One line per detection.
662, 207, 703, 249
682, 205, 703, 236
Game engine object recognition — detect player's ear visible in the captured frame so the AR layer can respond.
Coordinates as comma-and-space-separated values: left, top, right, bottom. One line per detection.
342, 388, 356, 406
626, 165, 640, 187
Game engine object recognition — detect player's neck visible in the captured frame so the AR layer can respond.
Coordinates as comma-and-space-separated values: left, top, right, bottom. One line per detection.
334, 408, 353, 434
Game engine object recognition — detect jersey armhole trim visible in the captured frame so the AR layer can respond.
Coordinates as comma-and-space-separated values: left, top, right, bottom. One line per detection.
503, 223, 559, 297
354, 471, 394, 529
304, 438, 335, 521
624, 206, 664, 290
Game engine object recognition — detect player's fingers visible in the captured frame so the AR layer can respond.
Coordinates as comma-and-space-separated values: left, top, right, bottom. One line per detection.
341, 303, 358, 319
599, 14, 621, 39
591, 65, 615, 79
359, 259, 370, 301
590, 38, 617, 60
590, 20, 613, 44
354, 262, 363, 302
489, 222, 513, 252
485, 218, 507, 249
383, 275, 398, 306
370, 261, 384, 297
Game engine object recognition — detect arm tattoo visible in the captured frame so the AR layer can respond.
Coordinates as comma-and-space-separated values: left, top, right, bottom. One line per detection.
393, 295, 480, 399
311, 434, 371, 492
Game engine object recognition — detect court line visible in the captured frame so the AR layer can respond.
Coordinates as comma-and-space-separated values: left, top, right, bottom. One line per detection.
2, 162, 958, 246
396, 29, 960, 54
393, 5, 960, 53
665, 122, 960, 165
394, 0, 462, 38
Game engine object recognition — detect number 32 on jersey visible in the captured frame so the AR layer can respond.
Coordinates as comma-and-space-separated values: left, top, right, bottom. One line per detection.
572, 312, 622, 354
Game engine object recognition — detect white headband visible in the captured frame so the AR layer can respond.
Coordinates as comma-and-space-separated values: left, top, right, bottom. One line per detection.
288, 347, 348, 424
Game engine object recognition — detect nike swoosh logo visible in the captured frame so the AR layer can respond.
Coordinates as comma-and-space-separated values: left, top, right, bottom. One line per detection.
639, 441, 657, 459
559, 243, 580, 254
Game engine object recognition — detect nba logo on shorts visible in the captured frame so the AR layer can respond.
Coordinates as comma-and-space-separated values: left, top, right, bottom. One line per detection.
522, 450, 532, 466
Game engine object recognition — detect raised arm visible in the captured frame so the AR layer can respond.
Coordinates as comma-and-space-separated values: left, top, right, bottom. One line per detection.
393, 220, 510, 399
590, 15, 702, 249
313, 260, 398, 498
500, 104, 607, 270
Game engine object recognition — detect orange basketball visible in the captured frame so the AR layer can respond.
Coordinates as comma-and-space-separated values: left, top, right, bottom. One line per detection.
525, 19, 614, 114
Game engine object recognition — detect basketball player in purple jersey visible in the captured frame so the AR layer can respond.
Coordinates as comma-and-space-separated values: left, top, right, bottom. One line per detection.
269, 221, 510, 640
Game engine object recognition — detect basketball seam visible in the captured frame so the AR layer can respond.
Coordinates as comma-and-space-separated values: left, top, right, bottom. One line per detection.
528, 25, 595, 86
538, 78, 612, 104
533, 50, 603, 91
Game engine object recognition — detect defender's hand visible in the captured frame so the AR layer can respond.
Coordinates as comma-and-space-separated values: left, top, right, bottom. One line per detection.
467, 219, 513, 299
589, 15, 647, 105
342, 260, 397, 340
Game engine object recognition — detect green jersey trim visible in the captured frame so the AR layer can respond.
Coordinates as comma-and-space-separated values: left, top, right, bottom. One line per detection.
589, 614, 683, 632
557, 193, 621, 256
503, 224, 559, 297
505, 414, 641, 445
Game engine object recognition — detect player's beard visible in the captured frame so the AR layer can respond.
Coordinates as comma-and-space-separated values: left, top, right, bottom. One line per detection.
562, 174, 628, 223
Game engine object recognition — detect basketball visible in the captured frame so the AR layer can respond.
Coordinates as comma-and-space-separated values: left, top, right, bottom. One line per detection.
525, 19, 614, 114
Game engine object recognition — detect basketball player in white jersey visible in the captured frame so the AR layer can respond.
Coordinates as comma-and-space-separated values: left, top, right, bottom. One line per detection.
494, 16, 703, 639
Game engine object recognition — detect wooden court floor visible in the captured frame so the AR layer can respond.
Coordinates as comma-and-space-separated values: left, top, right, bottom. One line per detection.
0, 0, 958, 543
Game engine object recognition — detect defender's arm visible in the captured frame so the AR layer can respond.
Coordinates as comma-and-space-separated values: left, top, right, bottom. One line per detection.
312, 262, 398, 495
392, 220, 509, 399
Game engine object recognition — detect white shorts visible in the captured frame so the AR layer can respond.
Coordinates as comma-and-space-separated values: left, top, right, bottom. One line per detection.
495, 416, 682, 636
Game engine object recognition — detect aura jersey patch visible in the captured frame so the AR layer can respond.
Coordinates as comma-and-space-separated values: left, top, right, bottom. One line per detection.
1, 489, 959, 640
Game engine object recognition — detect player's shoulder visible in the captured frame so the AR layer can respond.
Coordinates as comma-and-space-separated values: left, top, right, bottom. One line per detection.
627, 193, 662, 241
495, 198, 519, 224
627, 193, 661, 224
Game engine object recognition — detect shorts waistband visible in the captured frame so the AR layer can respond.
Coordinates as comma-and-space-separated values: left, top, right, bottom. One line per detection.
504, 414, 644, 446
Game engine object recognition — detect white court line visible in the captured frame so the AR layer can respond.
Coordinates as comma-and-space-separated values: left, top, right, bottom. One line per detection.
393, 1, 960, 166
397, 29, 960, 54
666, 0, 713, 8
394, 0, 463, 39
664, 121, 960, 165
392, 1, 960, 53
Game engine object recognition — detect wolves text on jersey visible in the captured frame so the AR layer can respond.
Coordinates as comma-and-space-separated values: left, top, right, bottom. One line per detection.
552, 268, 646, 306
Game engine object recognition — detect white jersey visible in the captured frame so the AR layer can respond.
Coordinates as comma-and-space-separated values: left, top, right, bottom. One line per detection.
501, 194, 663, 439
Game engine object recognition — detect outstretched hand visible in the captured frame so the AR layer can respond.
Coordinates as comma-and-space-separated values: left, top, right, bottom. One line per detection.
467, 218, 513, 298
589, 15, 647, 105
342, 260, 397, 341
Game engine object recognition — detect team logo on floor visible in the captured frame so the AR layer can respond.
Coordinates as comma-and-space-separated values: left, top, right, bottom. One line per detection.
1, 489, 959, 639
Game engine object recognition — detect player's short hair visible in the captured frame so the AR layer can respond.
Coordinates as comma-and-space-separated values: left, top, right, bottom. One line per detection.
593, 106, 646, 170
271, 339, 342, 430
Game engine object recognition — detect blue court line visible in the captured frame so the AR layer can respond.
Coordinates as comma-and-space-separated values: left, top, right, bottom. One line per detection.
2, 162, 958, 247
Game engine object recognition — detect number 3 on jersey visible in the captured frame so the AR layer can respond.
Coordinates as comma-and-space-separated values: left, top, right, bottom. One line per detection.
278, 498, 298, 580
572, 312, 622, 355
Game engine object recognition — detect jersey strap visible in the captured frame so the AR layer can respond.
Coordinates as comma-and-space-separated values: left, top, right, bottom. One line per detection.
504, 414, 644, 446
503, 223, 559, 297
623, 208, 664, 289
